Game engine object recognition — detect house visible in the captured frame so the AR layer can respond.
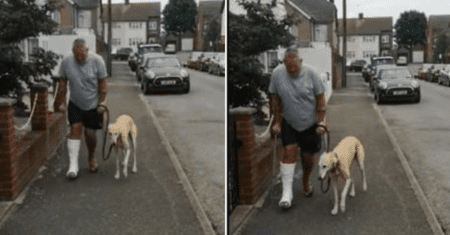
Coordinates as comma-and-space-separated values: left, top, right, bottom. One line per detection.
102, 2, 161, 53
193, 0, 223, 51
337, 13, 393, 64
425, 15, 450, 63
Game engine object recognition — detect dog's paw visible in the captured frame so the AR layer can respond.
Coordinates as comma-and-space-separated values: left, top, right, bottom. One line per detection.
349, 189, 355, 197
132, 167, 137, 173
331, 207, 338, 215
114, 173, 120, 180
340, 203, 346, 213
363, 182, 367, 192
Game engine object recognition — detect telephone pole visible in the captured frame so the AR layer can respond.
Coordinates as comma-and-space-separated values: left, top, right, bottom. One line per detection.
342, 0, 347, 88
107, 0, 112, 76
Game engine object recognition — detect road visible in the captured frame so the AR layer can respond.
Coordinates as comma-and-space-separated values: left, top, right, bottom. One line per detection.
372, 76, 450, 234
132, 57, 226, 234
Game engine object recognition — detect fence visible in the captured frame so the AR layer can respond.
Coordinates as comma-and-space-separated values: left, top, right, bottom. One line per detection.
0, 83, 67, 201
228, 107, 282, 212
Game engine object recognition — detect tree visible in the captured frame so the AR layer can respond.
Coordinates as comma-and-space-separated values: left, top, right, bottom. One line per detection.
229, 0, 294, 108
394, 10, 427, 62
203, 18, 221, 51
162, 0, 197, 51
0, 0, 59, 112
434, 33, 449, 63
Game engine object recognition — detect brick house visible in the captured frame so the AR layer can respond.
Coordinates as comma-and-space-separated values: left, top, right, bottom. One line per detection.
102, 2, 161, 53
193, 0, 223, 51
337, 13, 393, 64
425, 15, 450, 63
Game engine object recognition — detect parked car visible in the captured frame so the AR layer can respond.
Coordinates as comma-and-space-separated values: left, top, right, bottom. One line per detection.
197, 52, 216, 71
349, 60, 367, 72
208, 53, 225, 76
128, 52, 139, 72
164, 43, 176, 54
373, 67, 420, 104
138, 54, 190, 94
135, 44, 164, 80
362, 64, 372, 83
368, 56, 395, 86
396, 56, 408, 66
186, 52, 202, 69
370, 64, 397, 92
427, 65, 446, 83
438, 65, 450, 86
115, 47, 133, 60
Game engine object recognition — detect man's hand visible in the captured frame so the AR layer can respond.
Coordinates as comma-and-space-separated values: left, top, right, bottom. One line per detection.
316, 123, 327, 135
97, 104, 106, 115
272, 122, 281, 136
59, 104, 66, 112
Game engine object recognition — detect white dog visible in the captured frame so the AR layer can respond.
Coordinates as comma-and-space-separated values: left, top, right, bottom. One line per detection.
108, 114, 137, 179
318, 136, 367, 215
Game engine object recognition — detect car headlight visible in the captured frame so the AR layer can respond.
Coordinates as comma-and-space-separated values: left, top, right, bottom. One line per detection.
145, 70, 155, 79
379, 81, 388, 89
411, 80, 419, 88
180, 69, 189, 78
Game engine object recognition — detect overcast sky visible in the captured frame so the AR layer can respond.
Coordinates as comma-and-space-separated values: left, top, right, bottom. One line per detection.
334, 0, 450, 24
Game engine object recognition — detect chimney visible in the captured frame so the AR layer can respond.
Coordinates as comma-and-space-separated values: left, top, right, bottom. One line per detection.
329, 0, 334, 4
125, 0, 129, 4
359, 13, 363, 19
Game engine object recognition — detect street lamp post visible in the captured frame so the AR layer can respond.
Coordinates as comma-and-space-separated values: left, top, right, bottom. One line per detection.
342, 0, 347, 88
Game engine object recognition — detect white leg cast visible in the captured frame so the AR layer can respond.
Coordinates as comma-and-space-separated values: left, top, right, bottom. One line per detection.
340, 179, 352, 213
66, 139, 81, 179
331, 176, 339, 215
132, 138, 137, 173
279, 162, 296, 208
123, 149, 130, 178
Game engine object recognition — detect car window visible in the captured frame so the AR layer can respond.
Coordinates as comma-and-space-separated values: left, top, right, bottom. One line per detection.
146, 57, 180, 68
380, 69, 413, 80
374, 58, 395, 66
139, 46, 162, 54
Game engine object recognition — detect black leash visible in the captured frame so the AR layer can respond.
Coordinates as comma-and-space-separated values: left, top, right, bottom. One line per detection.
317, 123, 331, 193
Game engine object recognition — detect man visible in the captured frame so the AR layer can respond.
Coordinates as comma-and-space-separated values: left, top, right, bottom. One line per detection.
269, 47, 327, 208
57, 38, 108, 179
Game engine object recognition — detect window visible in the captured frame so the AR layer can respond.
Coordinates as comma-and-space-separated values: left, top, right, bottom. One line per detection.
113, 23, 121, 29
129, 22, 142, 29
78, 10, 91, 28
314, 25, 328, 42
382, 35, 389, 43
363, 36, 377, 43
148, 21, 157, 31
363, 51, 377, 58
112, 38, 121, 46
346, 36, 356, 43
347, 51, 355, 59
129, 38, 144, 46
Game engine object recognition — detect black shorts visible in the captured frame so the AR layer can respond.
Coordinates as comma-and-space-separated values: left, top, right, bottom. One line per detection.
68, 101, 103, 130
281, 119, 321, 156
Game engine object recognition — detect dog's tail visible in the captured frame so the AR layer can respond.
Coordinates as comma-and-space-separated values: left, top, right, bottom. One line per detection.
355, 138, 365, 163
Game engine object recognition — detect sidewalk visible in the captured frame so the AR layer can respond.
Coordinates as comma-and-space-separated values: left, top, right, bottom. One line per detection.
0, 64, 206, 234
232, 73, 436, 235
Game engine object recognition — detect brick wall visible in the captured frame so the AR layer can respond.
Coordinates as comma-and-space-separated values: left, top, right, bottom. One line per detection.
230, 107, 282, 205
0, 83, 67, 201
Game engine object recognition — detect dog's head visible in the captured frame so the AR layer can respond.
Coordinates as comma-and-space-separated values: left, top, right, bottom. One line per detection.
318, 152, 338, 180
108, 123, 120, 144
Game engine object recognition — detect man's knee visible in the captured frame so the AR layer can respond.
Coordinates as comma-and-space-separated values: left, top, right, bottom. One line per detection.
70, 123, 83, 139
84, 128, 96, 140
282, 145, 299, 163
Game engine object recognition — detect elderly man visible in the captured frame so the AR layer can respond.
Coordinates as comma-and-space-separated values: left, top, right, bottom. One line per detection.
269, 47, 327, 208
57, 38, 108, 179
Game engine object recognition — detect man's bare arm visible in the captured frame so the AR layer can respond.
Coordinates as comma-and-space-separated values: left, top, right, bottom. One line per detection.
269, 93, 282, 135
98, 77, 107, 105
315, 94, 326, 124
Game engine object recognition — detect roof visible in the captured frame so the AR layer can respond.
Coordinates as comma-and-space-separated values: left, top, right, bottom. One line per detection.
287, 0, 336, 24
198, 0, 223, 16
101, 2, 161, 22
337, 17, 392, 35
73, 0, 98, 8
429, 15, 450, 33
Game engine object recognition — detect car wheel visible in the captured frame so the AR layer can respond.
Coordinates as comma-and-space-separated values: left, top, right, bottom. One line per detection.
413, 92, 421, 103
143, 82, 150, 95
375, 93, 383, 104
183, 81, 190, 93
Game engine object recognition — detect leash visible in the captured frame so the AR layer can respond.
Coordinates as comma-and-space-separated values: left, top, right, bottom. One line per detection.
98, 104, 114, 161
317, 123, 332, 193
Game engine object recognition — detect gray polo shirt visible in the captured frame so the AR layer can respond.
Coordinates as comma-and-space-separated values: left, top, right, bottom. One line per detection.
57, 53, 108, 111
268, 63, 325, 132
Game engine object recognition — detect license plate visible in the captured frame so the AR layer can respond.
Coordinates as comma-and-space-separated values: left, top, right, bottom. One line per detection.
393, 90, 407, 95
161, 80, 176, 85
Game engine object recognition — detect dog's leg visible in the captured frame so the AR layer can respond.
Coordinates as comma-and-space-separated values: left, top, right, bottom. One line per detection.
123, 148, 130, 178
360, 161, 367, 191
132, 136, 137, 173
340, 178, 352, 213
114, 152, 120, 179
331, 175, 339, 215
349, 180, 356, 197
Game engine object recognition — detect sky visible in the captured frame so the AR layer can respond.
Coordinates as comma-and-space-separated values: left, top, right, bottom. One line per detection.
333, 0, 450, 24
